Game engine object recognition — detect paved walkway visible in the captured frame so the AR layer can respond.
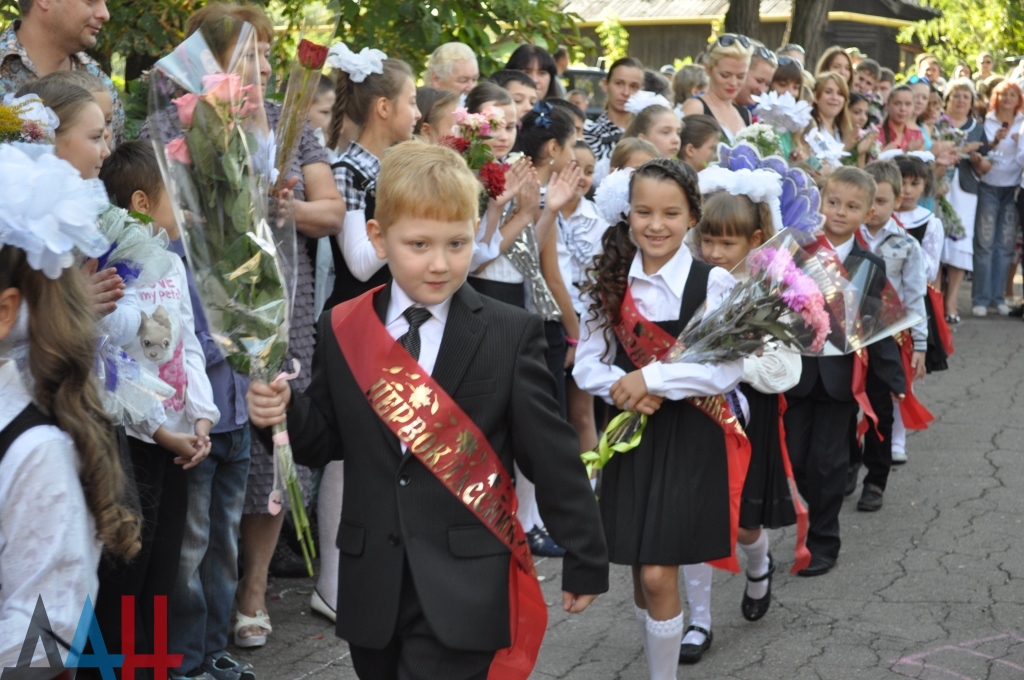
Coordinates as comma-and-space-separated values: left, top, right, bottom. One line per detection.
240, 297, 1024, 680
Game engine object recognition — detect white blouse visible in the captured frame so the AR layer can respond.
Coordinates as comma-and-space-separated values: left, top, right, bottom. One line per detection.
0, 360, 100, 666
573, 246, 743, 404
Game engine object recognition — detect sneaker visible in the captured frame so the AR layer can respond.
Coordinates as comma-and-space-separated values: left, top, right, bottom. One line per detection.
857, 484, 884, 512
527, 526, 566, 557
892, 449, 907, 465
996, 303, 1012, 316
972, 305, 988, 317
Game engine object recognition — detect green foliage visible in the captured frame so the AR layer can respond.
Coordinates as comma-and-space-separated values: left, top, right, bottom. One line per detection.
94, 0, 202, 72
898, 0, 1024, 75
595, 11, 628, 65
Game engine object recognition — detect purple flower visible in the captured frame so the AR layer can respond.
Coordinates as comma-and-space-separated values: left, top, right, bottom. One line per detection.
723, 142, 761, 172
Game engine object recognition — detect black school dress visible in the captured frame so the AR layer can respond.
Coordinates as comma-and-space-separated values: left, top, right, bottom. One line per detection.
600, 262, 732, 566
738, 385, 797, 530
906, 222, 949, 372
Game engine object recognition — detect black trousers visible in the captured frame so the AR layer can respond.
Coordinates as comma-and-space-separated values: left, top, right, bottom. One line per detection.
543, 319, 567, 419
784, 386, 858, 561
87, 438, 188, 680
349, 562, 495, 680
849, 376, 896, 491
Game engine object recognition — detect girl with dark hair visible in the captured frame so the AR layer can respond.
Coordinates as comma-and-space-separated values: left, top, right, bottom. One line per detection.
505, 43, 560, 99
584, 57, 645, 163
574, 159, 744, 680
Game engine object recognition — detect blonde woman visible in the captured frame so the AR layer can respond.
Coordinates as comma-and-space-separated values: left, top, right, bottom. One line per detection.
681, 34, 754, 142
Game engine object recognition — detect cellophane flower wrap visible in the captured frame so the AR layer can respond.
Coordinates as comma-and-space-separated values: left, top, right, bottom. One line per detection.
583, 229, 843, 474
932, 115, 968, 240
752, 91, 812, 158
148, 23, 315, 574
735, 123, 784, 159
438, 106, 507, 201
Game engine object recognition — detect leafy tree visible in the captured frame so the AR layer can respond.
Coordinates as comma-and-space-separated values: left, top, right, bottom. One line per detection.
723, 0, 761, 43
786, 0, 832, 67
898, 0, 1024, 75
595, 12, 628, 65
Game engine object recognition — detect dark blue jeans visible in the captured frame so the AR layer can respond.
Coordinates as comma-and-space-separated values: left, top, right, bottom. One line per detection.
972, 183, 1019, 307
169, 427, 251, 673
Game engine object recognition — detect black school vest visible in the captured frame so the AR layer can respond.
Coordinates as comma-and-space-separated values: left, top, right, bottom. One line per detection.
325, 159, 392, 311
0, 404, 54, 462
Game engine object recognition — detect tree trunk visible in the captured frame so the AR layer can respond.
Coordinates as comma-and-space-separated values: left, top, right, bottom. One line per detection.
724, 0, 762, 42
788, 0, 833, 67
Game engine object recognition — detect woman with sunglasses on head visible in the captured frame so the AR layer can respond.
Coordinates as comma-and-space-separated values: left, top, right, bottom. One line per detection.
735, 43, 777, 112
681, 34, 754, 143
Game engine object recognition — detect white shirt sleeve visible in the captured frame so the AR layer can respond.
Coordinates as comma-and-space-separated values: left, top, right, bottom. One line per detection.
176, 259, 219, 428
339, 209, 388, 282
903, 240, 930, 351
96, 286, 142, 348
470, 213, 504, 271
742, 344, 803, 394
921, 217, 944, 282
0, 429, 99, 667
572, 310, 627, 404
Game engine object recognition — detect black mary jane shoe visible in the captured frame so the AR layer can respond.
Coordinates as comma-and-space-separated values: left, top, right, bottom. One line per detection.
741, 553, 775, 622
677, 625, 712, 664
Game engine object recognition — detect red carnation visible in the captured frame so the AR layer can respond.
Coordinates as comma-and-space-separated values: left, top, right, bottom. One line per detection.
438, 135, 471, 154
298, 39, 328, 70
479, 161, 506, 200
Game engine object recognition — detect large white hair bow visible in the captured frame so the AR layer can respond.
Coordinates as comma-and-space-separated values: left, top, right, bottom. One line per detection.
594, 168, 635, 225
0, 144, 109, 278
877, 148, 936, 163
326, 42, 387, 83
624, 91, 673, 116
698, 165, 785, 235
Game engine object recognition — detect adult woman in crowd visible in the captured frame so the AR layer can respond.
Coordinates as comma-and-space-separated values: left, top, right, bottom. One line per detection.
815, 46, 854, 88
972, 80, 1024, 316
940, 78, 989, 323
808, 72, 852, 143
681, 34, 754, 142
506, 44, 560, 99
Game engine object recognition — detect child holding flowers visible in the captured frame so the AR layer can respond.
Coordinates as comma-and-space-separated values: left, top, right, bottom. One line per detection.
574, 159, 744, 680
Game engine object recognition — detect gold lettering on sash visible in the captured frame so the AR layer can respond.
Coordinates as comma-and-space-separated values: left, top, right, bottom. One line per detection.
424, 442, 453, 466
410, 432, 438, 453
373, 387, 402, 416
369, 378, 390, 400
385, 401, 415, 423
462, 482, 485, 504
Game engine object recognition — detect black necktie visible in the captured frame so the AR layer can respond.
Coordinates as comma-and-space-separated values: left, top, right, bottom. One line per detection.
399, 307, 432, 360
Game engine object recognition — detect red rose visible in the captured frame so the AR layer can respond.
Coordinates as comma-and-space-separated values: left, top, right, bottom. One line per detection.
298, 39, 328, 70
438, 135, 471, 155
479, 161, 506, 200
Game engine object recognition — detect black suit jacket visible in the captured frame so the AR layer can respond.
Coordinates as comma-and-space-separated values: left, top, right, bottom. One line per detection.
287, 283, 609, 651
789, 241, 906, 400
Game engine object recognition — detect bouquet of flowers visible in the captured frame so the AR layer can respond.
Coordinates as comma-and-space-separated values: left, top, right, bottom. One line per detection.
844, 124, 882, 166
149, 22, 315, 573
273, 36, 329, 193
438, 105, 508, 201
735, 123, 784, 159
0, 93, 58, 144
752, 91, 813, 158
583, 229, 836, 474
804, 127, 850, 170
932, 114, 968, 148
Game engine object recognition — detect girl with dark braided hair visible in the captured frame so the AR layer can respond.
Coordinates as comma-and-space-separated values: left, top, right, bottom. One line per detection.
574, 158, 746, 679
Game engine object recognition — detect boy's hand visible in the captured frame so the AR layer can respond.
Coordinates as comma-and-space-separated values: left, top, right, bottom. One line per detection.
610, 370, 650, 412
188, 418, 213, 468
83, 258, 125, 317
891, 392, 906, 403
911, 351, 927, 380
247, 380, 292, 427
562, 592, 598, 613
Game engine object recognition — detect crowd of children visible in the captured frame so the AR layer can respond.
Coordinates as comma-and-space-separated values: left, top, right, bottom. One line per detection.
2, 5, 1022, 679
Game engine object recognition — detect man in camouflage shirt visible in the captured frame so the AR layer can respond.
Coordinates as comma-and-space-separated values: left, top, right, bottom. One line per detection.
0, 0, 124, 147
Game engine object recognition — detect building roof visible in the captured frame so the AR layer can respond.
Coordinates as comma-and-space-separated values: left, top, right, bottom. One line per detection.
565, 0, 939, 22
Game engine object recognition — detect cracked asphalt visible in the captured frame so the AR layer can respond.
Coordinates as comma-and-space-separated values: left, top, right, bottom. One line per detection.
235, 295, 1024, 680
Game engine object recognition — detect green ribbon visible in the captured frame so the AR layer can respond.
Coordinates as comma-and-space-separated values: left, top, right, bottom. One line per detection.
581, 411, 648, 477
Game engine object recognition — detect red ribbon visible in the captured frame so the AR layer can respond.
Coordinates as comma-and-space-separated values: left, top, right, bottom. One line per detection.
331, 289, 546, 680
895, 330, 935, 430
928, 284, 955, 356
777, 394, 812, 573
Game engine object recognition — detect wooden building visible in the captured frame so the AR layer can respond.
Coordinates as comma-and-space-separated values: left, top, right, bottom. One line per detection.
564, 0, 940, 73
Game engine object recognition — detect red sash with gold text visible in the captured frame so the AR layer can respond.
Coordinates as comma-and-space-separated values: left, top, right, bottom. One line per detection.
613, 288, 752, 573
332, 289, 546, 680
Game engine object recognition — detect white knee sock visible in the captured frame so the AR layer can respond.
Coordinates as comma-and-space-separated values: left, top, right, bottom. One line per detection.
514, 462, 538, 532
315, 461, 344, 610
682, 563, 712, 645
892, 401, 907, 454
634, 604, 649, 654
738, 532, 771, 599
645, 612, 683, 680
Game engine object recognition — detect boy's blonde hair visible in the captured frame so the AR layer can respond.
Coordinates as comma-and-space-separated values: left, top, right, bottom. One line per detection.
864, 159, 902, 198
824, 166, 877, 204
375, 141, 481, 229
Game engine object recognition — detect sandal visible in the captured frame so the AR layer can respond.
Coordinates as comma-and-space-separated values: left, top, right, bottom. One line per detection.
945, 313, 961, 325
205, 652, 256, 680
233, 610, 271, 649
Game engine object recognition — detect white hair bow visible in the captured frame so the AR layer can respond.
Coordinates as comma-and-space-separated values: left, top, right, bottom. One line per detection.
698, 166, 785, 235
0, 144, 109, 278
326, 42, 387, 83
624, 91, 673, 116
594, 168, 635, 225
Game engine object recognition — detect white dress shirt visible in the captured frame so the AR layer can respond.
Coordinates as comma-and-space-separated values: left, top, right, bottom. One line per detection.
385, 282, 451, 379
829, 234, 857, 263
0, 360, 100, 666
895, 208, 944, 281
573, 246, 744, 404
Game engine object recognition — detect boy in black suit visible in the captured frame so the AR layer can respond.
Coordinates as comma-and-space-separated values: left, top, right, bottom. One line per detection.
248, 141, 608, 680
784, 167, 906, 577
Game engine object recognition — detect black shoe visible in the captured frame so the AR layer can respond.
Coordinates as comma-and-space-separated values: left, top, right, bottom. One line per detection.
269, 542, 309, 578
844, 465, 859, 496
678, 625, 712, 664
741, 553, 774, 622
526, 527, 566, 557
857, 483, 884, 512
796, 554, 835, 577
